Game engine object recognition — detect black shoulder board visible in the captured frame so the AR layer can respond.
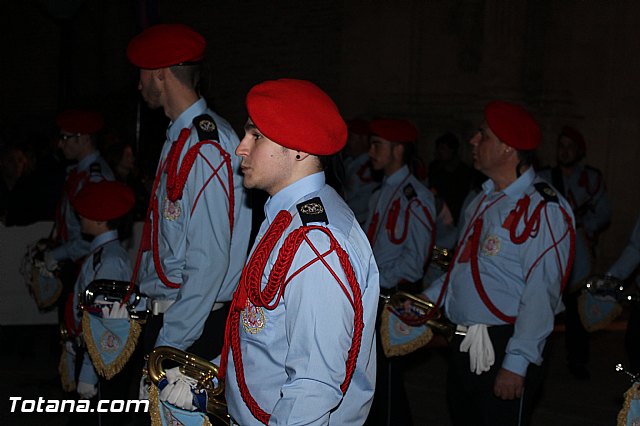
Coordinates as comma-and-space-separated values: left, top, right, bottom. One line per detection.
89, 162, 102, 176
193, 114, 220, 142
403, 183, 417, 200
296, 196, 329, 225
93, 247, 103, 271
534, 182, 559, 203
585, 165, 603, 176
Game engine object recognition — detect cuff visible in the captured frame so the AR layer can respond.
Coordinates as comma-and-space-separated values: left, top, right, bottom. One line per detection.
502, 353, 529, 377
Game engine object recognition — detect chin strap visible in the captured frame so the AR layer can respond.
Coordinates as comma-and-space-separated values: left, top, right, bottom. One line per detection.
219, 210, 364, 425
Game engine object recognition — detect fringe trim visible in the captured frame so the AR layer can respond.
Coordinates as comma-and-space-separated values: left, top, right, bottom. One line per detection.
31, 268, 62, 309
380, 307, 433, 357
149, 385, 162, 426
58, 346, 76, 392
82, 311, 142, 379
618, 382, 640, 426
577, 292, 623, 332
149, 385, 212, 426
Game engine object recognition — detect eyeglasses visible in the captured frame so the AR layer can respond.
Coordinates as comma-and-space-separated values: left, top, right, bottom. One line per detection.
58, 133, 80, 141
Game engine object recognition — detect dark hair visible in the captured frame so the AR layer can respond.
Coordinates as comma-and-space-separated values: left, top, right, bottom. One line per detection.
435, 132, 459, 152
516, 149, 537, 177
169, 64, 201, 90
319, 153, 345, 195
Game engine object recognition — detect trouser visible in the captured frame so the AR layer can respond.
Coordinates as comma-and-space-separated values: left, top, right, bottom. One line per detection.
447, 324, 549, 426
365, 294, 414, 426
626, 303, 640, 375
143, 303, 230, 360
563, 290, 589, 366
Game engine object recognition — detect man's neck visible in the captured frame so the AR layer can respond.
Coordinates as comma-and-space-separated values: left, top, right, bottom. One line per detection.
163, 88, 199, 122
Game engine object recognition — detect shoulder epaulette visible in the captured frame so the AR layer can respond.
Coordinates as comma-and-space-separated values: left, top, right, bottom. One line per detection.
296, 197, 329, 225
193, 114, 220, 142
534, 182, 559, 203
93, 247, 103, 271
403, 183, 417, 200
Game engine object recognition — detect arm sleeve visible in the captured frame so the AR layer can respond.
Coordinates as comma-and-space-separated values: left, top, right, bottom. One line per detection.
377, 201, 435, 288
79, 352, 99, 385
582, 174, 612, 236
502, 203, 573, 376
51, 210, 90, 262
608, 216, 640, 280
269, 231, 355, 425
156, 144, 232, 350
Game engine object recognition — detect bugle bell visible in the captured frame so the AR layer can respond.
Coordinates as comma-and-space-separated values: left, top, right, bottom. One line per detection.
383, 291, 459, 340
81, 279, 146, 321
146, 346, 230, 425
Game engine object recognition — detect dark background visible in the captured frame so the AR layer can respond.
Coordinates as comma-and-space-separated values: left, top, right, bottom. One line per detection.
1, 0, 640, 267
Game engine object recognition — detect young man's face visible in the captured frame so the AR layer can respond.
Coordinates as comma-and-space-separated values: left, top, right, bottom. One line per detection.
138, 69, 162, 110
557, 136, 581, 167
236, 119, 295, 196
79, 216, 105, 237
58, 133, 84, 161
469, 122, 509, 176
368, 136, 400, 174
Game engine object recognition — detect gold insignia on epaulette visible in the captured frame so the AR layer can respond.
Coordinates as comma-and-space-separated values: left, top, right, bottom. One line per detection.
199, 120, 216, 132
300, 202, 324, 215
544, 187, 556, 197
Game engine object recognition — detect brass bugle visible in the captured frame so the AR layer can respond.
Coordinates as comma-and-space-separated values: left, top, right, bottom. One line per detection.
385, 291, 458, 340
146, 346, 230, 425
81, 279, 145, 321
431, 246, 453, 271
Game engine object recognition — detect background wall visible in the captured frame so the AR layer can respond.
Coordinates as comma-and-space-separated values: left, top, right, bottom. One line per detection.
2, 0, 640, 270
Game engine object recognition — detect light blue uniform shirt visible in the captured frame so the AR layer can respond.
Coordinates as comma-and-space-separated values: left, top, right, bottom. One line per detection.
52, 151, 114, 262
538, 164, 611, 288
425, 168, 574, 376
138, 98, 251, 351
225, 172, 379, 425
608, 214, 640, 284
343, 153, 378, 226
73, 230, 132, 384
365, 165, 436, 289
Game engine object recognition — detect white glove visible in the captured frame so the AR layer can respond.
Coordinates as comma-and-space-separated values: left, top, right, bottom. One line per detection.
43, 250, 59, 272
77, 381, 98, 399
101, 302, 129, 319
64, 341, 76, 356
139, 374, 150, 400
159, 366, 198, 411
459, 324, 495, 375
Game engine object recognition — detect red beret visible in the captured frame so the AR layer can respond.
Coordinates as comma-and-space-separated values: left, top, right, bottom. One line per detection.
370, 118, 418, 143
559, 126, 586, 152
56, 109, 104, 135
246, 79, 347, 156
346, 118, 370, 136
72, 181, 135, 221
127, 24, 206, 69
484, 101, 540, 150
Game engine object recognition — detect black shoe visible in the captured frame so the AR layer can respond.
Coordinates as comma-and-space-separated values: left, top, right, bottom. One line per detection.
568, 363, 590, 380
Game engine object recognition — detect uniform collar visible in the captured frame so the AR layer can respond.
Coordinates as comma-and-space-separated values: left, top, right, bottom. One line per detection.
264, 172, 325, 223
383, 165, 410, 186
482, 166, 535, 200
90, 230, 119, 251
76, 151, 101, 172
167, 98, 207, 142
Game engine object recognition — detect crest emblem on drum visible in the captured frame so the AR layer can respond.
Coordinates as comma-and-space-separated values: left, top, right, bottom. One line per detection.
163, 197, 182, 221
242, 299, 265, 334
481, 235, 501, 256
199, 119, 216, 132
